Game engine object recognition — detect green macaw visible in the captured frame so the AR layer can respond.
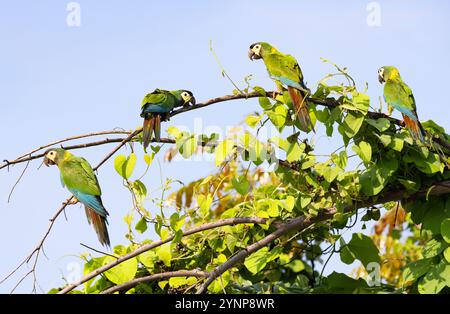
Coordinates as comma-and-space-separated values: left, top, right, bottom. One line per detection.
378, 66, 425, 142
44, 148, 110, 247
140, 88, 196, 148
248, 42, 314, 132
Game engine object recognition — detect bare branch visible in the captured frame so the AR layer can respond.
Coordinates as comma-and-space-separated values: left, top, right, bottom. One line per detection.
0, 130, 131, 170
0, 197, 73, 292
101, 270, 208, 294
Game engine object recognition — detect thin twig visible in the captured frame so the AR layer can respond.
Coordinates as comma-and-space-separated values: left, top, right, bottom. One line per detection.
7, 160, 30, 203
80, 243, 118, 259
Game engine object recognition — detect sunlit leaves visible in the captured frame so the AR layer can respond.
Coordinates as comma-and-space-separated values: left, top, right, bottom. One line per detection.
103, 256, 138, 285
215, 139, 235, 166
114, 153, 137, 180
352, 141, 372, 165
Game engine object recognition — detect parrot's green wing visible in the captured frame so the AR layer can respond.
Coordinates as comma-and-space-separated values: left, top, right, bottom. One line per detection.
384, 81, 417, 119
60, 156, 101, 196
264, 52, 303, 83
141, 92, 167, 108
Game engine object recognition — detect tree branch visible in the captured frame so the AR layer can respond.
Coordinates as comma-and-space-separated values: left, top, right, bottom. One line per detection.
100, 270, 208, 294
58, 217, 268, 294
196, 180, 450, 293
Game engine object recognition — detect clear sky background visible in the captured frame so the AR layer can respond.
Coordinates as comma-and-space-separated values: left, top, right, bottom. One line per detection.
0, 0, 449, 293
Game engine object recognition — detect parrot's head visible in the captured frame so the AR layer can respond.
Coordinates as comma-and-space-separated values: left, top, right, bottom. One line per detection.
179, 90, 196, 106
43, 148, 66, 167
378, 66, 401, 84
248, 42, 272, 61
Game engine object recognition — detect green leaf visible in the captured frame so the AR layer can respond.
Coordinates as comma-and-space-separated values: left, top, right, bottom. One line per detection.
253, 86, 266, 96
338, 112, 364, 139
103, 256, 138, 285
403, 258, 433, 282
352, 141, 372, 165
231, 176, 250, 195
244, 247, 269, 274
258, 97, 272, 110
244, 247, 280, 274
169, 213, 185, 231
423, 239, 448, 258
360, 159, 398, 196
286, 142, 303, 163
132, 180, 147, 202
167, 126, 182, 139
215, 139, 235, 166
366, 118, 391, 132
286, 260, 305, 273
197, 194, 213, 218
418, 260, 450, 294
113, 155, 126, 178
282, 195, 296, 212
340, 239, 355, 265
441, 219, 450, 243
315, 163, 341, 183
350, 92, 370, 113
114, 153, 137, 180
179, 136, 198, 159
266, 103, 288, 128
168, 277, 188, 288
300, 195, 312, 209
135, 217, 148, 234
156, 243, 172, 267
144, 154, 153, 166
323, 272, 370, 293
139, 250, 157, 269
444, 247, 450, 263
245, 115, 261, 128
346, 233, 380, 268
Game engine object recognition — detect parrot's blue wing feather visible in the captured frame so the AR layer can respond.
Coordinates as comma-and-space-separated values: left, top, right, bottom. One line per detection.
141, 104, 171, 115
271, 75, 304, 90
389, 102, 417, 121
69, 189, 108, 218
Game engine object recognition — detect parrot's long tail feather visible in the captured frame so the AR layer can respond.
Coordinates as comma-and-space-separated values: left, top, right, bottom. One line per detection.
143, 116, 155, 149
85, 207, 110, 247
288, 86, 315, 133
154, 114, 161, 142
403, 114, 425, 143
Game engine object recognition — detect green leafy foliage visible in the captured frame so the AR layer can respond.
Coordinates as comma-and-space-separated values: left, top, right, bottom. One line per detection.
49, 61, 450, 295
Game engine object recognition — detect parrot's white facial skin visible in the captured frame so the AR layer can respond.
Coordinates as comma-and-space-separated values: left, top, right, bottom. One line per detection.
251, 44, 262, 57
378, 67, 385, 83
45, 150, 57, 162
181, 91, 191, 103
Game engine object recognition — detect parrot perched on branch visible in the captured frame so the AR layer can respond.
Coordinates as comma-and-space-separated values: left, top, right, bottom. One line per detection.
248, 42, 314, 132
43, 148, 110, 247
378, 66, 425, 142
140, 88, 195, 148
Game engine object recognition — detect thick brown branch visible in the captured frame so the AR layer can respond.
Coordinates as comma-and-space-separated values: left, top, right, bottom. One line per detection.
100, 270, 208, 294
58, 217, 268, 294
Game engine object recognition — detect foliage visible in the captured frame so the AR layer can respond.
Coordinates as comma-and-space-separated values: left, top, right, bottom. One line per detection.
50, 61, 450, 294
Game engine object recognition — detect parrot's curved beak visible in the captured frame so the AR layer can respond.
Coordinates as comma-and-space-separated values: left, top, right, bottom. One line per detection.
189, 96, 196, 106
43, 156, 55, 167
248, 49, 256, 61
378, 74, 385, 84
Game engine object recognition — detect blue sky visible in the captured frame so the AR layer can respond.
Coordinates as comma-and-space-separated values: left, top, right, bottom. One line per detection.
0, 0, 449, 293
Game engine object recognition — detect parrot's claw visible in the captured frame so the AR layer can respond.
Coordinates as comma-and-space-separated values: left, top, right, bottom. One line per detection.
272, 91, 281, 99
67, 198, 79, 205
